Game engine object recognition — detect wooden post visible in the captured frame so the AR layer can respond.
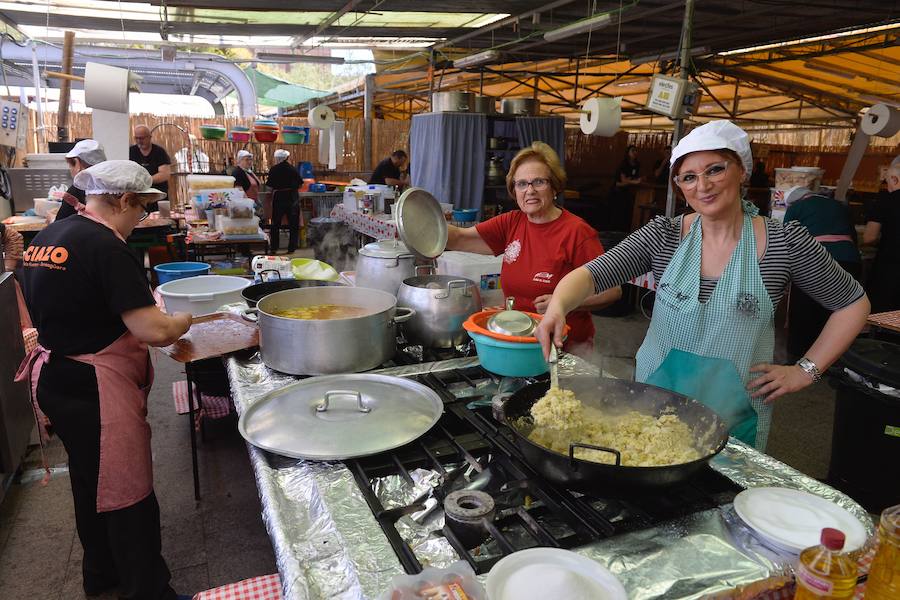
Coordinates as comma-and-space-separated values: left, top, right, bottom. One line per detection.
57, 31, 76, 142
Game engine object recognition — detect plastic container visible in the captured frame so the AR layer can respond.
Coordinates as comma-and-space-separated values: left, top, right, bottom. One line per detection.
157, 275, 252, 316
775, 167, 825, 191
465, 329, 548, 377
195, 188, 244, 207
299, 161, 314, 179
866, 504, 900, 600
228, 197, 256, 219
218, 216, 260, 236
228, 131, 251, 143
254, 131, 278, 143
793, 528, 858, 599
187, 175, 235, 191
828, 338, 900, 511
199, 124, 226, 140
153, 262, 211, 284
452, 208, 479, 222
34, 198, 62, 217
437, 251, 503, 306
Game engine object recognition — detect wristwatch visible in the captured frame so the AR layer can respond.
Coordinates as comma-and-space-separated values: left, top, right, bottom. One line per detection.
796, 357, 822, 382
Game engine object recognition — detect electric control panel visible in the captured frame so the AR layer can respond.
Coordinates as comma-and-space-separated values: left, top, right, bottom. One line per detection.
0, 100, 27, 149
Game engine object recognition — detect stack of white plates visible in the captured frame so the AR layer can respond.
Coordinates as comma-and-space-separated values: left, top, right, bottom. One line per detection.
733, 487, 867, 554
486, 548, 627, 600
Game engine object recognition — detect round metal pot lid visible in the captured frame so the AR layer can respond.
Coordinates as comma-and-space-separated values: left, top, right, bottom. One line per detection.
359, 239, 413, 259
237, 374, 443, 460
394, 187, 449, 260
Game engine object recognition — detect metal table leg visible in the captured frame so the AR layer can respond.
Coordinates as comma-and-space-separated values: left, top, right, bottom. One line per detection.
185, 361, 201, 502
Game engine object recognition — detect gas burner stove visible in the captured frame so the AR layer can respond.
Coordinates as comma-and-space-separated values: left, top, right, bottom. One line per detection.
346, 366, 742, 575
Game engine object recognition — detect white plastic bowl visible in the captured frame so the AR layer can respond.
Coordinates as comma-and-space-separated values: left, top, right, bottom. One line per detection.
157, 275, 251, 316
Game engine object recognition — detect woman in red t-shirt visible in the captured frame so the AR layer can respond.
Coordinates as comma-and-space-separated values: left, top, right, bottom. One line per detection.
446, 142, 620, 355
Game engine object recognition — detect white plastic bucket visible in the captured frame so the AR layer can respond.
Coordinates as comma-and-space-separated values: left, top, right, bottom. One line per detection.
157, 275, 251, 316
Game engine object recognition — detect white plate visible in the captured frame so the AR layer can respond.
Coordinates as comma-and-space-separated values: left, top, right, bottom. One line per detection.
733, 487, 867, 554
486, 548, 627, 600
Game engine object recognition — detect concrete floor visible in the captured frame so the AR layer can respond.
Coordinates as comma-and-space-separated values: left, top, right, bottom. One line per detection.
0, 305, 840, 598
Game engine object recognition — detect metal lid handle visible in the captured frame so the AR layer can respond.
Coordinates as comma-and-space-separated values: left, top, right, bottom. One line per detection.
317, 390, 370, 413
505, 296, 515, 310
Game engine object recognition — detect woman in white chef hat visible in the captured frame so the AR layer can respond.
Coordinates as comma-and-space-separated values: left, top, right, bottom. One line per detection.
17, 160, 194, 600
535, 121, 870, 450
58, 139, 107, 220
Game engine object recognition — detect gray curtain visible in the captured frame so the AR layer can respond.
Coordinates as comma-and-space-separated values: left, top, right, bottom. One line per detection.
515, 116, 566, 165
410, 113, 486, 210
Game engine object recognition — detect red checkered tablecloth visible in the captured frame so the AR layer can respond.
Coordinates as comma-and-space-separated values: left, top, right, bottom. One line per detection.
194, 574, 282, 600
867, 310, 900, 333
330, 203, 397, 240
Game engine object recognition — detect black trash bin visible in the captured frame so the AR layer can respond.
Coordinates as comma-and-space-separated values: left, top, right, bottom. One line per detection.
828, 338, 900, 512
307, 217, 358, 274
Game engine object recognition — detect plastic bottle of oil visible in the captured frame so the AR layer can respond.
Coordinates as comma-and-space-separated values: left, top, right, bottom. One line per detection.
865, 504, 900, 600
794, 528, 858, 599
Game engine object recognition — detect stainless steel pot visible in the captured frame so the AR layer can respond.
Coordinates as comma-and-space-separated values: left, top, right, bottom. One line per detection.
487, 155, 507, 186
474, 95, 497, 114
501, 97, 540, 116
397, 274, 483, 348
246, 287, 414, 375
432, 91, 474, 113
355, 239, 417, 297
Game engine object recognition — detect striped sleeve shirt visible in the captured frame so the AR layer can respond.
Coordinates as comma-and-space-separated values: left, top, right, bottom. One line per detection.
584, 215, 865, 311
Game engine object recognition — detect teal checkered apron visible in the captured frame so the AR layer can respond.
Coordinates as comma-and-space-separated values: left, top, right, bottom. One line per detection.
635, 204, 775, 450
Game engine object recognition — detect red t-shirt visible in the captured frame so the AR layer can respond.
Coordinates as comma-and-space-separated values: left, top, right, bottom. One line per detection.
475, 209, 604, 345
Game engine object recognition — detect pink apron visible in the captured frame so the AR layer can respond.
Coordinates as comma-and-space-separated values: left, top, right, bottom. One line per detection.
14, 209, 156, 512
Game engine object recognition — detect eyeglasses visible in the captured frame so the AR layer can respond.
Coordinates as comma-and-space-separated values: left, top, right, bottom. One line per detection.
513, 177, 551, 192
134, 135, 150, 141
138, 205, 150, 221
673, 161, 730, 189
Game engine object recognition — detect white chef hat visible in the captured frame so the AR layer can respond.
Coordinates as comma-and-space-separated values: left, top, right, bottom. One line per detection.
236, 149, 253, 160
65, 139, 107, 166
670, 120, 753, 176
74, 160, 166, 201
273, 149, 290, 162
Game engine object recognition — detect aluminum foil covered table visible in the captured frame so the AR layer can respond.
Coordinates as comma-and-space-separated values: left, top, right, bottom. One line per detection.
226, 352, 874, 600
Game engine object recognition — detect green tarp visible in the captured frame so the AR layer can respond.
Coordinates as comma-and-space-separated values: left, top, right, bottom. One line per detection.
244, 68, 327, 108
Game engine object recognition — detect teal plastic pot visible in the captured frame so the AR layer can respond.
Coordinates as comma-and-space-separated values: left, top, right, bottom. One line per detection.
467, 330, 548, 377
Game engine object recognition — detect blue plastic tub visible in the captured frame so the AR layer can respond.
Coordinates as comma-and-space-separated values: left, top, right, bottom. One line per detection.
154, 262, 210, 284
452, 208, 479, 222
467, 330, 549, 377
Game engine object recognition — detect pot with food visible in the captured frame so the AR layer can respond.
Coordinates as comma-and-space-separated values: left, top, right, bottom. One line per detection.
496, 375, 729, 490
247, 286, 414, 375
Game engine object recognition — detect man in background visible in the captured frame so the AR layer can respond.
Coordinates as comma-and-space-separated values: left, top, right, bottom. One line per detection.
863, 155, 900, 313
129, 125, 171, 211
369, 149, 409, 188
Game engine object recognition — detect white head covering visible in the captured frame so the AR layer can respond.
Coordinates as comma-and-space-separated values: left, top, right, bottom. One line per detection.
670, 120, 753, 176
783, 186, 812, 207
236, 149, 253, 161
65, 139, 107, 166
273, 149, 290, 163
74, 160, 166, 201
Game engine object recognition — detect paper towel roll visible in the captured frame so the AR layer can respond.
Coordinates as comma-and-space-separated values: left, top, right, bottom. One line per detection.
309, 104, 336, 130
84, 62, 133, 113
579, 97, 621, 137
861, 103, 900, 137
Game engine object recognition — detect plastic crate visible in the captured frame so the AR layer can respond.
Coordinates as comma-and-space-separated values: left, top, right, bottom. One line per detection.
300, 191, 343, 218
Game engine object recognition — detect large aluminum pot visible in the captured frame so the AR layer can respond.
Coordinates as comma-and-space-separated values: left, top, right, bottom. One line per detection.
501, 97, 540, 116
355, 239, 417, 297
397, 275, 483, 348
432, 91, 474, 113
248, 287, 414, 375
474, 95, 497, 114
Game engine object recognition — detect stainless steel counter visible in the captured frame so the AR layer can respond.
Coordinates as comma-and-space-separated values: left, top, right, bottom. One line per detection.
226, 352, 874, 600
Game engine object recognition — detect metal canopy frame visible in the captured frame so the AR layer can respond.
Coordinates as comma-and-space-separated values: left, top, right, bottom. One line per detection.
0, 41, 257, 116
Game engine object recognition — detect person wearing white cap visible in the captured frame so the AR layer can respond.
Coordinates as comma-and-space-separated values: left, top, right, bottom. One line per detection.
232, 149, 261, 205
58, 139, 107, 220
265, 148, 302, 254
17, 160, 193, 600
535, 120, 870, 451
